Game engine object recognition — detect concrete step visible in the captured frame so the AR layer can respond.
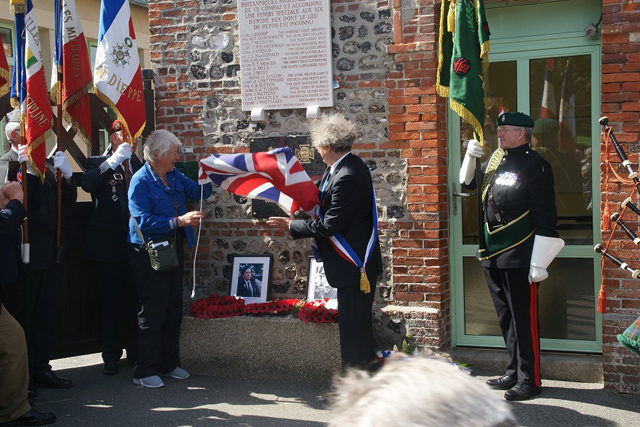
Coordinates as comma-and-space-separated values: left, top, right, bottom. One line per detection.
450, 347, 603, 383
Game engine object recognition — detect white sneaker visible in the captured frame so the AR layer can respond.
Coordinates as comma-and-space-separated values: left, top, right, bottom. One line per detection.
133, 375, 164, 388
160, 366, 190, 380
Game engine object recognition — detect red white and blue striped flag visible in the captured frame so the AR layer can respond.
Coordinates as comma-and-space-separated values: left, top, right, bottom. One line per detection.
10, 0, 53, 180
558, 59, 576, 158
93, 0, 145, 140
198, 147, 320, 215
538, 58, 557, 119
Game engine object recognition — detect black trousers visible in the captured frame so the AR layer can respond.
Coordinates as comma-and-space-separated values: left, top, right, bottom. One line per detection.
129, 235, 185, 379
19, 264, 62, 377
336, 272, 377, 369
94, 260, 139, 364
484, 266, 541, 386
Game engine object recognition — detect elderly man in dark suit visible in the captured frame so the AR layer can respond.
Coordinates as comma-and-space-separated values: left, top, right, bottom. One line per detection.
81, 120, 142, 376
236, 266, 262, 298
267, 113, 383, 369
0, 109, 77, 397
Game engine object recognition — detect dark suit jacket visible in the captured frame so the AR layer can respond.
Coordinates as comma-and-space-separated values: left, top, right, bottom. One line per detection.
0, 199, 27, 289
290, 153, 382, 288
81, 156, 142, 262
236, 277, 262, 297
0, 151, 77, 272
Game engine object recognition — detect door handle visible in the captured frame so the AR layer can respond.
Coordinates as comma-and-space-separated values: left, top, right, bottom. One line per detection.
452, 182, 475, 216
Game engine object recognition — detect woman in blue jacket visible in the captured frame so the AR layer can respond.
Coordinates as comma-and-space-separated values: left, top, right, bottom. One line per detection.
128, 129, 212, 389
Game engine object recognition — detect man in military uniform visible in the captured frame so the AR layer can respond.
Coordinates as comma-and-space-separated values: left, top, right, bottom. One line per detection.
0, 109, 77, 396
459, 112, 564, 401
80, 120, 142, 375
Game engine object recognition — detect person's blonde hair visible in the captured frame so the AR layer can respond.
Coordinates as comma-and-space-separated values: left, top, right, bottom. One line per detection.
143, 129, 182, 162
309, 113, 356, 153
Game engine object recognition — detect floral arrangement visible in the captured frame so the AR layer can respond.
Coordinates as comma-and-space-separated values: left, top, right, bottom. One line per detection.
243, 299, 301, 315
297, 298, 339, 324
190, 295, 339, 324
188, 295, 245, 319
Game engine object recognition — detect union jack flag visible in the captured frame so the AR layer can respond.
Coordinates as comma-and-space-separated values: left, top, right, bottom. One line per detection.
198, 147, 320, 215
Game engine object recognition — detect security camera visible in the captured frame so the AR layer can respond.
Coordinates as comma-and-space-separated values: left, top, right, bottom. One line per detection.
584, 23, 598, 38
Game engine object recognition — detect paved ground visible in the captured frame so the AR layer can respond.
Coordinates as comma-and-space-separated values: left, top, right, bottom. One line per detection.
27, 354, 640, 426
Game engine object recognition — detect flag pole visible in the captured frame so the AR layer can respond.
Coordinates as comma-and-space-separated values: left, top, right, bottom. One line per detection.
123, 127, 131, 192
20, 118, 30, 264
55, 67, 64, 263
475, 156, 484, 250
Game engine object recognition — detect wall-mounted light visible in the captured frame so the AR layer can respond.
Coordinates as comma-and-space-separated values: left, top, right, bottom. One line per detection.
584, 14, 602, 38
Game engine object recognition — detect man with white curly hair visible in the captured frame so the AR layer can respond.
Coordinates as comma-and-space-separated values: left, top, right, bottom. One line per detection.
329, 355, 518, 427
267, 113, 383, 370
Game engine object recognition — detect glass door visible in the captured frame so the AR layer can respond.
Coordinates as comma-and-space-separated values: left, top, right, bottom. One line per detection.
450, 47, 602, 352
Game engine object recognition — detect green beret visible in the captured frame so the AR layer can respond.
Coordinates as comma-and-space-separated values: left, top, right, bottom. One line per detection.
5, 109, 20, 124
533, 118, 559, 135
497, 112, 534, 128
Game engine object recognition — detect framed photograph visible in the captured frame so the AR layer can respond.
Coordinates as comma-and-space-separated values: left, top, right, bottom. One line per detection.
230, 255, 271, 303
307, 257, 337, 301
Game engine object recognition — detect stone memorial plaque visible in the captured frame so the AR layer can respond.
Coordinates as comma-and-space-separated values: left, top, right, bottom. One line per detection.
250, 135, 326, 218
238, 0, 334, 111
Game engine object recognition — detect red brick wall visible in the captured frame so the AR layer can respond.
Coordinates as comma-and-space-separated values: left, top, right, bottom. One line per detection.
386, 0, 450, 350
600, 0, 640, 394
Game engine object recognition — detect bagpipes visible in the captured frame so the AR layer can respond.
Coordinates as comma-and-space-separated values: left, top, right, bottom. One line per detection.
596, 116, 640, 357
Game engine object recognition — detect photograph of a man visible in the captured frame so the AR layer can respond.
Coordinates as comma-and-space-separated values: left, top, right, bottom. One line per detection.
236, 265, 262, 298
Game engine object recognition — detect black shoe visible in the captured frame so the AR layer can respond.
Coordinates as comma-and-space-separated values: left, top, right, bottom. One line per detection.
102, 361, 119, 376
486, 375, 518, 390
0, 409, 56, 426
33, 371, 73, 389
504, 382, 542, 401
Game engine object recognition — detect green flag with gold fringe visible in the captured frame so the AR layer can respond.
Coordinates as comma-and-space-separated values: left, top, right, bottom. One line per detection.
437, 0, 490, 143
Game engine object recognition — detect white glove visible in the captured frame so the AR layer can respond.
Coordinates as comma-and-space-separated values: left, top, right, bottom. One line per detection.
528, 235, 565, 284
106, 143, 132, 169
459, 139, 484, 185
465, 139, 484, 158
17, 144, 37, 175
53, 151, 73, 179
528, 265, 549, 284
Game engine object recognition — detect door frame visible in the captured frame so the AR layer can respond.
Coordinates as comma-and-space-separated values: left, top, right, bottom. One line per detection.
449, 38, 602, 352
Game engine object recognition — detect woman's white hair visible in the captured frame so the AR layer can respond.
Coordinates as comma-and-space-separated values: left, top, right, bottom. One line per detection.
329, 355, 517, 427
309, 113, 357, 153
143, 129, 182, 162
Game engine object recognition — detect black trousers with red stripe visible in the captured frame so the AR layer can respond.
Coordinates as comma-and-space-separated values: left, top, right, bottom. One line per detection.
484, 266, 541, 387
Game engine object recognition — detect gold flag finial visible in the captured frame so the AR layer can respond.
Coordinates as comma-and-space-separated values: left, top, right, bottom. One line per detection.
10, 0, 27, 14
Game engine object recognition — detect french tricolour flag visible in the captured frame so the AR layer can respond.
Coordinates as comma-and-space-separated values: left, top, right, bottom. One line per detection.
198, 147, 320, 215
10, 0, 52, 179
93, 0, 145, 141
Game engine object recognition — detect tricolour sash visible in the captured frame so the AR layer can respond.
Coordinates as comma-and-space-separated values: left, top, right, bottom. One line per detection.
317, 156, 378, 294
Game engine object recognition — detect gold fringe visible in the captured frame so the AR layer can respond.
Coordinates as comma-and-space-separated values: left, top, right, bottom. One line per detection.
359, 271, 371, 294
94, 87, 146, 142
449, 98, 483, 144
447, 0, 456, 36
436, 0, 449, 98
62, 109, 91, 147
0, 67, 9, 98
27, 125, 52, 184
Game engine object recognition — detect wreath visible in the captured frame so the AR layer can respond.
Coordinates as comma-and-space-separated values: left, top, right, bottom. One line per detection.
189, 295, 245, 319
